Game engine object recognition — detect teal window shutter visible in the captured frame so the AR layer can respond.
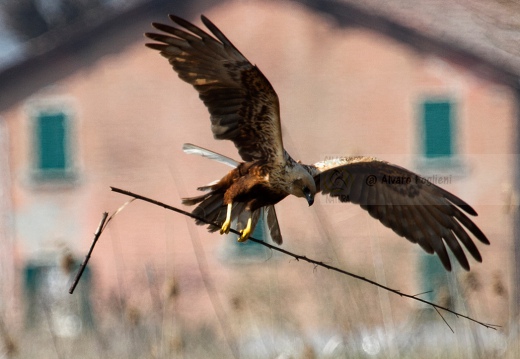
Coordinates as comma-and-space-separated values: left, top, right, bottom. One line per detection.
422, 101, 453, 158
37, 112, 67, 170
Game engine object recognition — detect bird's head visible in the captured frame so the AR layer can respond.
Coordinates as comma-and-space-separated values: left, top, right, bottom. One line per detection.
286, 163, 316, 206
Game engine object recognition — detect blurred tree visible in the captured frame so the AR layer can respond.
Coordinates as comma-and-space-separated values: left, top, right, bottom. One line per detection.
1, 0, 104, 40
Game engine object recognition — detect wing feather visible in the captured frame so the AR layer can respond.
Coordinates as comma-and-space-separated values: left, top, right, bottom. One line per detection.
402, 204, 435, 253
307, 157, 489, 271
414, 201, 454, 270
350, 175, 365, 204
378, 189, 398, 233
442, 228, 470, 270
145, 15, 284, 164
182, 143, 239, 168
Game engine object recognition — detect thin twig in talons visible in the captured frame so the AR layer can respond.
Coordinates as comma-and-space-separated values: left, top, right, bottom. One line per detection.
69, 212, 109, 294
103, 198, 136, 230
69, 199, 135, 294
412, 290, 434, 298
109, 186, 500, 331
74, 186, 499, 332
434, 306, 454, 334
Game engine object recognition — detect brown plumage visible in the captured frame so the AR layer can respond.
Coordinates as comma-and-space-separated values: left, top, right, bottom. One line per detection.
145, 15, 489, 271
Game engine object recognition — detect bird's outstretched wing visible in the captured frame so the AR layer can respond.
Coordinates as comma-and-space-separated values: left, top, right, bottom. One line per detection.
145, 15, 284, 164
304, 157, 489, 271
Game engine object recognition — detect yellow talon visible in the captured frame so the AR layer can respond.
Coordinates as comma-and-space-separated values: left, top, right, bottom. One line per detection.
220, 203, 233, 235
238, 217, 252, 242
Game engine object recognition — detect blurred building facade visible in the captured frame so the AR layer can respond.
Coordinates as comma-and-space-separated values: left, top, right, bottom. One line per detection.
0, 0, 517, 357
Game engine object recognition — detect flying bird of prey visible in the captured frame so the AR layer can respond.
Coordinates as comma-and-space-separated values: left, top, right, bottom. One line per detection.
145, 15, 489, 271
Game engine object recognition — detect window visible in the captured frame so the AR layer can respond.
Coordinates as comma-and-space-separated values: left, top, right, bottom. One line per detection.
27, 99, 77, 182
37, 112, 67, 171
422, 100, 454, 158
24, 261, 94, 334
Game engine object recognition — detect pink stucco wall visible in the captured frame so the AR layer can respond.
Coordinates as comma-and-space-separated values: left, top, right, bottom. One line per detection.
2, 0, 514, 338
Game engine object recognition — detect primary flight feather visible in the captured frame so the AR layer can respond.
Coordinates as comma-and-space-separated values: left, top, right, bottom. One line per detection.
145, 15, 489, 271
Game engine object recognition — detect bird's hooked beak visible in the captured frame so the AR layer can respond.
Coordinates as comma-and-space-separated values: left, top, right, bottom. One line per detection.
303, 187, 314, 206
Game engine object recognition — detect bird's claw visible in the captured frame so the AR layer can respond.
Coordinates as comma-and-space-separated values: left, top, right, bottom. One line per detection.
220, 219, 231, 235
237, 217, 252, 242
220, 203, 233, 235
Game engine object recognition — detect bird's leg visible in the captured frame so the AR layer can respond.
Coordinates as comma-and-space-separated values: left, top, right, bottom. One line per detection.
238, 216, 252, 242
220, 203, 233, 235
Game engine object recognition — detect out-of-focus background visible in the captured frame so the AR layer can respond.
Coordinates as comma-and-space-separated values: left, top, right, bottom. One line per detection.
0, 0, 518, 357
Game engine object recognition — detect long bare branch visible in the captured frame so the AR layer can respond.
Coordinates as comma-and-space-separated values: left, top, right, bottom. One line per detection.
106, 186, 499, 331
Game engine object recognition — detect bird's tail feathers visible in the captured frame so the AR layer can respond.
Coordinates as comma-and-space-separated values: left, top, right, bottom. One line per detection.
183, 190, 282, 245
184, 191, 257, 236
265, 205, 282, 244
182, 192, 213, 206
196, 179, 219, 192
185, 190, 226, 231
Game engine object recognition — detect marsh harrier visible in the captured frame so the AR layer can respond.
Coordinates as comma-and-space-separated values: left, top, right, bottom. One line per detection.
145, 15, 489, 271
